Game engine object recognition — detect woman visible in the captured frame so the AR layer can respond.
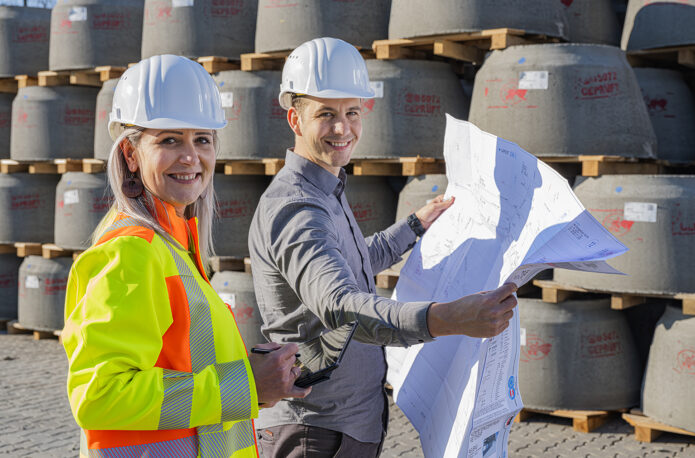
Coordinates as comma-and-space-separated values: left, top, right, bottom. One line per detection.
62, 54, 310, 458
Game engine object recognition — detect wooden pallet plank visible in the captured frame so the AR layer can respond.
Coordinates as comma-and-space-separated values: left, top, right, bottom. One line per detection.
210, 256, 247, 273
69, 71, 102, 87
433, 40, 487, 63
0, 78, 18, 93
582, 159, 661, 177
376, 270, 399, 289
0, 244, 15, 255
14, 242, 42, 257
683, 297, 695, 315
240, 52, 287, 71
94, 66, 126, 82
198, 56, 241, 74
28, 161, 60, 174
38, 70, 70, 87
515, 408, 611, 433
15, 75, 38, 89
352, 160, 402, 176
223, 161, 267, 175
611, 294, 647, 310
42, 243, 72, 259
400, 158, 445, 176
54, 159, 84, 174
7, 320, 31, 335
622, 413, 695, 443
678, 49, 695, 69
0, 160, 29, 173
82, 159, 106, 173
263, 159, 285, 175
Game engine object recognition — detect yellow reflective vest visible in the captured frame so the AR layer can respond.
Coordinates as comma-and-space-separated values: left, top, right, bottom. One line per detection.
63, 201, 259, 457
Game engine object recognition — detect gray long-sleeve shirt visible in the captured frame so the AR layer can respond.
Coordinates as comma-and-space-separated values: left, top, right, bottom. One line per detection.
248, 149, 434, 443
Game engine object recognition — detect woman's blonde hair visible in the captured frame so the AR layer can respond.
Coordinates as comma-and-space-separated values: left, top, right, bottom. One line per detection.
93, 127, 217, 268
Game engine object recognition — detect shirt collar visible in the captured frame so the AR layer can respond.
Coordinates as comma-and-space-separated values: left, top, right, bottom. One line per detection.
284, 149, 346, 198
150, 197, 191, 250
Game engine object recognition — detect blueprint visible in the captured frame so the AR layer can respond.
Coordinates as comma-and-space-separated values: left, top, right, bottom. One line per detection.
386, 116, 628, 457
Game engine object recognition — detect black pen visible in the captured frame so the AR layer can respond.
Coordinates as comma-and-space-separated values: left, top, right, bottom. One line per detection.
251, 347, 301, 358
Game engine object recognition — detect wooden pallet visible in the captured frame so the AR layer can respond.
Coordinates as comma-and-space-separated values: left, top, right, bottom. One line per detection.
198, 56, 241, 74
221, 158, 285, 175
81, 158, 106, 173
351, 157, 445, 176
623, 412, 695, 443
376, 269, 400, 289
0, 158, 90, 174
33, 66, 126, 87
540, 155, 662, 177
209, 256, 251, 273
515, 408, 613, 433
533, 279, 695, 315
7, 320, 60, 340
14, 242, 43, 257
41, 244, 83, 260
240, 48, 375, 72
0, 77, 19, 94
373, 28, 562, 64
627, 45, 695, 70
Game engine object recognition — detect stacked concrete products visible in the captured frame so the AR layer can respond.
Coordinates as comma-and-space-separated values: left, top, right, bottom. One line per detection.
10, 86, 99, 160
354, 60, 469, 159
642, 306, 695, 431
634, 68, 695, 164
0, 6, 50, 77
554, 175, 695, 294
563, 0, 621, 45
255, 0, 389, 53
210, 270, 265, 348
94, 78, 117, 161
518, 298, 641, 410
346, 176, 398, 236
621, 0, 695, 51
0, 255, 22, 320
0, 174, 59, 243
49, 0, 144, 70
388, 0, 568, 40
55, 173, 111, 250
212, 175, 268, 257
469, 44, 656, 158
17, 256, 72, 332
0, 93, 12, 159
213, 71, 291, 159
142, 0, 257, 59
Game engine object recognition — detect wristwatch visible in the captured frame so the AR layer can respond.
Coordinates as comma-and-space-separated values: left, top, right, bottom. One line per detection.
407, 213, 426, 237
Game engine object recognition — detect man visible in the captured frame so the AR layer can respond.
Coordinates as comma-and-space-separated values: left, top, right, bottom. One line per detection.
248, 37, 518, 457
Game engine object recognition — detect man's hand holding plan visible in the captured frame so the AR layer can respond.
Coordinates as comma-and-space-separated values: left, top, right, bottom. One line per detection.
386, 116, 628, 457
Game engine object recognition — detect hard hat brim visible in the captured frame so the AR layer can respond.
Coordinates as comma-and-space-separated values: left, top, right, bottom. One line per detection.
108, 117, 227, 142
279, 87, 376, 110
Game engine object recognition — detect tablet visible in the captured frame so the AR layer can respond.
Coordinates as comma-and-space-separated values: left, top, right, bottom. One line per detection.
294, 321, 358, 388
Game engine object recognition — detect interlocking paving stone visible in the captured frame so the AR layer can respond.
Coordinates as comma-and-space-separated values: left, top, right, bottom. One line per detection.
1, 333, 694, 457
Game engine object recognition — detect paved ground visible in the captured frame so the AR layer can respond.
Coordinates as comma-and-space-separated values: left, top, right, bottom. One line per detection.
1, 332, 693, 457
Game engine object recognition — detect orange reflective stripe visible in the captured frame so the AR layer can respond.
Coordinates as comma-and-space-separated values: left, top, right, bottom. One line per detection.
156, 276, 193, 372
152, 198, 189, 250
85, 428, 196, 450
187, 218, 209, 283
97, 225, 155, 246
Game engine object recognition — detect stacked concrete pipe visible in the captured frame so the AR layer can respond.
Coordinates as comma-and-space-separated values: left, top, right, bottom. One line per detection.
0, 93, 12, 159
49, 0, 144, 70
142, 0, 257, 59
621, 0, 695, 51
255, 0, 389, 53
469, 44, 656, 158
0, 174, 59, 243
17, 256, 72, 332
518, 298, 641, 410
55, 172, 111, 250
0, 6, 50, 76
346, 176, 398, 237
562, 0, 621, 45
0, 254, 22, 320
93, 78, 117, 161
210, 270, 266, 349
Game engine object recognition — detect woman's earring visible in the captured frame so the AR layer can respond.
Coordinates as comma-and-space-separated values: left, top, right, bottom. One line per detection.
122, 171, 143, 198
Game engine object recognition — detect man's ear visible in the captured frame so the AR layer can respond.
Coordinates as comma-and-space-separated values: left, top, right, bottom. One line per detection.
287, 107, 302, 137
121, 139, 139, 173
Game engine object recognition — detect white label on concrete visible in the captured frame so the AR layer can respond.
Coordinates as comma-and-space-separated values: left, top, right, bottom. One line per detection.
519, 71, 548, 90
64, 189, 79, 205
173, 0, 195, 7
370, 81, 384, 98
520, 327, 527, 346
624, 202, 657, 222
68, 6, 88, 22
220, 92, 234, 108
26, 275, 39, 289
219, 292, 236, 308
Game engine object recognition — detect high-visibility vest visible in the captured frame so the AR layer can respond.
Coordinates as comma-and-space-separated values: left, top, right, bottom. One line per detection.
63, 200, 259, 458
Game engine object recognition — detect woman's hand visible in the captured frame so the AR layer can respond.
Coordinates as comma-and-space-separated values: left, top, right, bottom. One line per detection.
248, 342, 311, 408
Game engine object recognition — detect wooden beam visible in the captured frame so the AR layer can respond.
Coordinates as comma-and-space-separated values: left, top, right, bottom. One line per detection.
69, 71, 102, 87
15, 75, 38, 89
541, 287, 572, 304
0, 78, 18, 93
611, 294, 646, 310
682, 297, 695, 315
678, 49, 695, 69
433, 40, 485, 63
38, 71, 70, 87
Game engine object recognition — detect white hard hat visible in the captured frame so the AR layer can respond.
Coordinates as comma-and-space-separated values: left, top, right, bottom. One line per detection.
108, 54, 227, 141
278, 37, 375, 110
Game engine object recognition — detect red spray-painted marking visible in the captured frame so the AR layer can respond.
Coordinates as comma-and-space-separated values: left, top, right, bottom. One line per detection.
13, 24, 49, 43
234, 304, 254, 323
575, 72, 620, 100
581, 330, 623, 359
270, 98, 285, 119
671, 203, 695, 236
520, 333, 552, 362
396, 90, 442, 117
211, 0, 245, 16
217, 199, 253, 218
362, 98, 376, 116
561, 0, 574, 6
674, 349, 695, 375
351, 202, 378, 222
11, 194, 41, 210
591, 209, 634, 237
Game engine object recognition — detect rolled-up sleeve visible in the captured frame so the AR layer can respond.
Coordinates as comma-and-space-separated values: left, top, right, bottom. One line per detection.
365, 218, 417, 275
268, 198, 433, 347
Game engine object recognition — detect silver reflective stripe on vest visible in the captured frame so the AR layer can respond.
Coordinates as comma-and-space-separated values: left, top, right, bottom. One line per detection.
198, 421, 256, 458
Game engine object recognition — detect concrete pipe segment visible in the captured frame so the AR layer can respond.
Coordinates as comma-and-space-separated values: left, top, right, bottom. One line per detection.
0, 6, 50, 77
388, 0, 568, 40
562, 0, 621, 45
255, 0, 389, 53
0, 254, 22, 320
621, 0, 695, 51
49, 0, 144, 71
142, 0, 257, 59
0, 173, 59, 243
469, 44, 656, 158
18, 256, 72, 332
642, 306, 695, 432
354, 60, 469, 159
210, 270, 266, 349
213, 70, 292, 159
93, 78, 117, 161
0, 93, 12, 159
553, 175, 695, 295
346, 176, 397, 237
212, 175, 268, 257
10, 86, 99, 161
55, 172, 111, 250
518, 298, 641, 410
634, 68, 695, 164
